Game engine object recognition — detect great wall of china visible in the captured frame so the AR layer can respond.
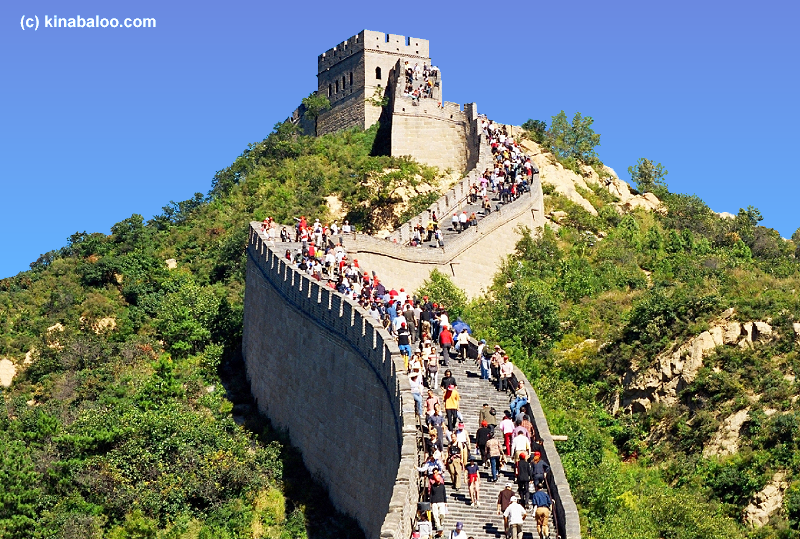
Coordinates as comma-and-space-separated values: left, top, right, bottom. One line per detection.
245, 30, 580, 539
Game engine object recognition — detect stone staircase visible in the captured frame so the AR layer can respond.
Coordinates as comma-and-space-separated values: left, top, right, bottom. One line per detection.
428, 352, 557, 539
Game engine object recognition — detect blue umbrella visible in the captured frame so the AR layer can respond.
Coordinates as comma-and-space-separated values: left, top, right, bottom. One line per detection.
451, 319, 472, 334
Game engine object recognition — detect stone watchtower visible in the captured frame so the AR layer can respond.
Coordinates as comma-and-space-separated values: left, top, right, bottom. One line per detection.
315, 30, 431, 136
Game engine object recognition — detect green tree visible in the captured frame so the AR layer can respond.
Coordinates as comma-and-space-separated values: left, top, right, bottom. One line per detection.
497, 280, 562, 350
792, 227, 800, 257
618, 215, 642, 249
0, 437, 40, 538
567, 112, 601, 163
154, 279, 221, 357
521, 119, 547, 144
106, 510, 157, 539
628, 158, 668, 195
547, 111, 571, 160
415, 269, 467, 320
547, 111, 601, 165
301, 92, 331, 120
645, 226, 664, 252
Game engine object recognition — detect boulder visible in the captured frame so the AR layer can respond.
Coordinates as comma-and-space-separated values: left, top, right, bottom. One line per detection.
716, 211, 736, 220
794, 322, 800, 342
724, 321, 742, 345
23, 348, 36, 365
0, 359, 16, 387
753, 321, 773, 343
550, 210, 568, 223
745, 472, 788, 527
739, 322, 754, 348
519, 140, 598, 215
684, 331, 717, 383
166, 259, 178, 270
618, 192, 664, 214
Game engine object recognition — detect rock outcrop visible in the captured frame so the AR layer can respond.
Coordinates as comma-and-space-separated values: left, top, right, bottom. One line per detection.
519, 140, 598, 215
519, 139, 663, 218
79, 316, 117, 334
745, 472, 788, 527
703, 407, 750, 457
622, 312, 774, 413
0, 358, 17, 387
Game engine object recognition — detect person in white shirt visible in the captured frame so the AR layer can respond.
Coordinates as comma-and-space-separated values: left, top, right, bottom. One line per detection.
341, 220, 351, 233
330, 222, 339, 236
511, 431, 531, 462
448, 522, 467, 539
503, 496, 527, 539
458, 211, 468, 232
500, 412, 515, 456
439, 311, 449, 329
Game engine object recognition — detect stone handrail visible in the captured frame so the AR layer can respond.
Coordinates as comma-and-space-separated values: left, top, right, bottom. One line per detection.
245, 226, 419, 539
509, 365, 581, 539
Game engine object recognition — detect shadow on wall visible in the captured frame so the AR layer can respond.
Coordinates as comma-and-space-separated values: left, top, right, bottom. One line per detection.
218, 346, 365, 539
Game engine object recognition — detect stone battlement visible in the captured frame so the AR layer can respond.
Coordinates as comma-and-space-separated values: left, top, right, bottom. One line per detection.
243, 227, 420, 538
319, 30, 430, 74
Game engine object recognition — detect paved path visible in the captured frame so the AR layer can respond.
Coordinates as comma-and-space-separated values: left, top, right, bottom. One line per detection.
431, 352, 556, 539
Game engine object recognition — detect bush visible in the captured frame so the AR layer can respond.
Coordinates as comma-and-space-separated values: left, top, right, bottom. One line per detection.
415, 269, 467, 320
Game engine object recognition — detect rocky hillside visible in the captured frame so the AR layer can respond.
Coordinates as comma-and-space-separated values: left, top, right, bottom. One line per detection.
456, 123, 800, 538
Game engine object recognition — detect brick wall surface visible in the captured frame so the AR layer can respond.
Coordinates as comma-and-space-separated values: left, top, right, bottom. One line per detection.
243, 228, 419, 538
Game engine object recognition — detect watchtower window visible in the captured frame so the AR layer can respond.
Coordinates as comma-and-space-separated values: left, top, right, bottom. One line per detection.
342, 76, 346, 88
328, 84, 332, 97
406, 37, 410, 46
375, 67, 382, 80
349, 72, 353, 86
385, 34, 389, 42
335, 81, 339, 93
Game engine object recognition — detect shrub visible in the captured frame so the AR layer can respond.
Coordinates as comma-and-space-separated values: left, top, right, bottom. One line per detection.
415, 269, 467, 320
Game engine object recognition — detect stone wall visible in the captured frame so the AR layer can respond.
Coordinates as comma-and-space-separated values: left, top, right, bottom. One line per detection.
340, 174, 545, 297
388, 59, 476, 173
243, 227, 419, 538
389, 111, 492, 243
317, 89, 367, 137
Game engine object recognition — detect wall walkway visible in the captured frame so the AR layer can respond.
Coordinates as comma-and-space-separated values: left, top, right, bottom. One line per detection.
243, 124, 580, 537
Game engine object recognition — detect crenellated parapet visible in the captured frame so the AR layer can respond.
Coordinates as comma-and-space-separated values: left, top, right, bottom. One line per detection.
243, 226, 420, 539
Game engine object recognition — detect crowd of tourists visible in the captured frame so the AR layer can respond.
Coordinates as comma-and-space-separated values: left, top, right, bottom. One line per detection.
402, 120, 539, 250
256, 216, 554, 539
256, 126, 550, 537
479, 120, 539, 206
403, 61, 438, 102
413, 338, 553, 539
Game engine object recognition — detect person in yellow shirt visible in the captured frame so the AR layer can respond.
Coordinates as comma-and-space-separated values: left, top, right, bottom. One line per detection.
444, 384, 461, 432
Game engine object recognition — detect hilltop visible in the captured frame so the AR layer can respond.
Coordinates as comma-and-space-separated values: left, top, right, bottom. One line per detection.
1, 113, 800, 539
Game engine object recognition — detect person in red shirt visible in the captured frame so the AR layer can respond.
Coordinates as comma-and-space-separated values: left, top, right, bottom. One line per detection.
439, 326, 453, 366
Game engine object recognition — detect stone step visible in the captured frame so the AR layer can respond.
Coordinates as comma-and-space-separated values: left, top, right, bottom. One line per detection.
423, 352, 557, 539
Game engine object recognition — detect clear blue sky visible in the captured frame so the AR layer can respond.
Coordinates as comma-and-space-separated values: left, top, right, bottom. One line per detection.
2, 0, 798, 278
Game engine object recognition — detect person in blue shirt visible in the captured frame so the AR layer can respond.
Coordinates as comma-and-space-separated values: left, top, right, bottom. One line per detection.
531, 484, 552, 539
